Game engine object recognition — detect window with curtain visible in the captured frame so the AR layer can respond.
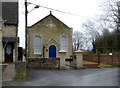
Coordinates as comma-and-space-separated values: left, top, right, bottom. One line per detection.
60, 36, 68, 51
34, 35, 42, 54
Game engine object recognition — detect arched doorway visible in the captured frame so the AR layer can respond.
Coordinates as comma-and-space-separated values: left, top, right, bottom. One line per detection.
49, 45, 56, 58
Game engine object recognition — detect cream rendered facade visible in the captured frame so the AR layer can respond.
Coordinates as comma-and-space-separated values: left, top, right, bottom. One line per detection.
2, 25, 18, 62
27, 13, 73, 59
0, 23, 18, 63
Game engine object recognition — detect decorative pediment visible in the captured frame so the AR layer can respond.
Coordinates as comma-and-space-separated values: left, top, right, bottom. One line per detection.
45, 38, 60, 46
28, 12, 72, 29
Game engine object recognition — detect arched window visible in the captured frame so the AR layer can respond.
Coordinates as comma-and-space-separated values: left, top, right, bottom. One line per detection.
34, 35, 42, 54
60, 36, 68, 51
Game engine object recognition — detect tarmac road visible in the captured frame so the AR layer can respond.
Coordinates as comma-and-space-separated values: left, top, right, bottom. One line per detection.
2, 68, 119, 86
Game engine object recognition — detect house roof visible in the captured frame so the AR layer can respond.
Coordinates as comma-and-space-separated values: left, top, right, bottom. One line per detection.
2, 2, 18, 25
29, 12, 72, 29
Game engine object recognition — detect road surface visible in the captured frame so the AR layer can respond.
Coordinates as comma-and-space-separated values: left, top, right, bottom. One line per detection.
2, 68, 119, 86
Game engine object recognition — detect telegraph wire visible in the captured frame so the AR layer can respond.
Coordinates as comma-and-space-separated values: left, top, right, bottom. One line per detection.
27, 2, 88, 17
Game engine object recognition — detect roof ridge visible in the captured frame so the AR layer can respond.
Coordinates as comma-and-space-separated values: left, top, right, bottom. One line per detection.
28, 12, 72, 29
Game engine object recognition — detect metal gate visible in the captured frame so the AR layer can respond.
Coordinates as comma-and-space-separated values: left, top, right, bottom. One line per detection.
65, 55, 77, 69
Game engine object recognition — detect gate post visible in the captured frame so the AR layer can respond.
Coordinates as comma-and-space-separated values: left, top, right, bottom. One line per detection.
15, 61, 27, 80
75, 50, 83, 69
58, 50, 67, 69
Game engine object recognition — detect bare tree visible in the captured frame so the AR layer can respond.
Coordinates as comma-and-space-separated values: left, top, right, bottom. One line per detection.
100, 0, 120, 52
82, 19, 101, 52
82, 0, 120, 53
72, 31, 84, 50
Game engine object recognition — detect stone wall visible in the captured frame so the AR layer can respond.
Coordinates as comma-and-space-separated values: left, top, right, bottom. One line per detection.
2, 25, 17, 37
15, 62, 27, 79
28, 58, 60, 69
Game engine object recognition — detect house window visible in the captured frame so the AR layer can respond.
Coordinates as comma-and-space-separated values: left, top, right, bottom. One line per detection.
34, 35, 42, 54
60, 36, 68, 51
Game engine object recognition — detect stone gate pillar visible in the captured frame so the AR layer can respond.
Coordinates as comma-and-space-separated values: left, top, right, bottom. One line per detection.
75, 50, 83, 69
58, 50, 67, 70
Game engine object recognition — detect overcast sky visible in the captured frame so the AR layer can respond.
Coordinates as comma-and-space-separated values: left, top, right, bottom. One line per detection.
18, 0, 103, 48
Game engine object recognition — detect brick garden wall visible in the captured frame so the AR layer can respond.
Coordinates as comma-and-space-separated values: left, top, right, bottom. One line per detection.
83, 53, 120, 66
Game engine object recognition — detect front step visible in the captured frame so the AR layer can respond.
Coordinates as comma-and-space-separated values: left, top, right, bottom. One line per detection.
2, 63, 15, 82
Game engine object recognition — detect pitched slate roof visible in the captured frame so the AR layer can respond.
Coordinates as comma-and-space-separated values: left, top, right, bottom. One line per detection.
2, 2, 18, 25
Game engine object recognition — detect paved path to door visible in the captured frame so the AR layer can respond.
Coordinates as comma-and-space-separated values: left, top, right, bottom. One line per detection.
3, 68, 119, 86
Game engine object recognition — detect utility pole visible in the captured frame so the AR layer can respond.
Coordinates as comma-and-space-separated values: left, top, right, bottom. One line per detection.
25, 0, 28, 66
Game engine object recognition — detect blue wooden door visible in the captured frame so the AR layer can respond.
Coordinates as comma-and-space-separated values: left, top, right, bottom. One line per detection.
49, 45, 56, 58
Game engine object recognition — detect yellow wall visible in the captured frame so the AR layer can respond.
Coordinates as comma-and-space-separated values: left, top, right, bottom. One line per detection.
27, 14, 73, 59
2, 25, 18, 62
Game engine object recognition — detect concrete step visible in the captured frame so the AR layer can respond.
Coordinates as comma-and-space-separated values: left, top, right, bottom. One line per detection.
2, 63, 15, 82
